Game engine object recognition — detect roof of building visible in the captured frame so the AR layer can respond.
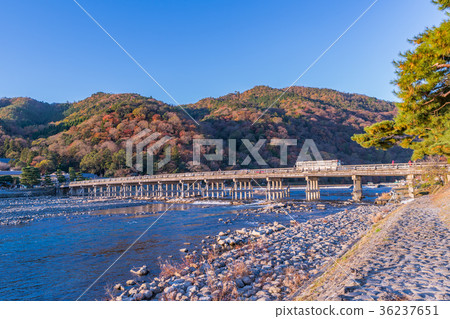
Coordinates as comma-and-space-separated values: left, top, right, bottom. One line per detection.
0, 171, 22, 176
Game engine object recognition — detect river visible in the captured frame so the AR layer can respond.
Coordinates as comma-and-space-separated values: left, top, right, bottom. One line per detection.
0, 186, 390, 300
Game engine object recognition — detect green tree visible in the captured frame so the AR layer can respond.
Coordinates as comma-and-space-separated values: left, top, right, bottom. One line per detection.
20, 166, 41, 188
80, 149, 112, 176
109, 149, 126, 171
43, 174, 53, 186
56, 169, 66, 184
352, 0, 450, 160
36, 159, 55, 174
69, 167, 76, 181
75, 171, 84, 181
0, 175, 14, 187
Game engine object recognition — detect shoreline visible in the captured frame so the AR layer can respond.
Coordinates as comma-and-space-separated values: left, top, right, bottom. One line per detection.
0, 188, 377, 226
0, 196, 154, 226
112, 201, 399, 301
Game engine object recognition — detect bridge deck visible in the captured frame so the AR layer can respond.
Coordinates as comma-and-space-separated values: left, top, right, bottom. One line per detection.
66, 163, 449, 188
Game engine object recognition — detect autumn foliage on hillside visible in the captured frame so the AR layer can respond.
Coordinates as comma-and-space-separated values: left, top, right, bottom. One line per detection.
0, 86, 412, 177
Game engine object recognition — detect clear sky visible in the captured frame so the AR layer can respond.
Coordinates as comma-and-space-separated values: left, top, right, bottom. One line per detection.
0, 0, 447, 104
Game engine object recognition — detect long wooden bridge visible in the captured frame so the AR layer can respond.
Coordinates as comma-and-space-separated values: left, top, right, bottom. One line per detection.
62, 163, 449, 201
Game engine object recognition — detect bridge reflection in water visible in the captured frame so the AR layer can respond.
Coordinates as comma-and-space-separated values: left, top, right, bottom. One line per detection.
62, 163, 450, 202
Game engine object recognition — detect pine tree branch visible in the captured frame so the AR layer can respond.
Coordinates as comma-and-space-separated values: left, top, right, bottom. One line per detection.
433, 63, 450, 69
434, 101, 449, 114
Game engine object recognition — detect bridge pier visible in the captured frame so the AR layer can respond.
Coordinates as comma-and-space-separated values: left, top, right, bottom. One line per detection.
266, 178, 288, 201
352, 175, 362, 201
142, 184, 147, 197
192, 181, 200, 197
184, 181, 196, 198
136, 184, 141, 198
154, 183, 159, 198
204, 181, 209, 198
183, 182, 190, 198
305, 176, 320, 201
203, 181, 226, 199
407, 174, 415, 199
170, 183, 175, 198
230, 179, 253, 200
178, 181, 185, 198
157, 182, 162, 198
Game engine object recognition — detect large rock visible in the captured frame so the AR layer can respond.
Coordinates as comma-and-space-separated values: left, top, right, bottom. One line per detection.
114, 284, 125, 291
126, 280, 136, 286
130, 265, 149, 276
134, 289, 153, 301
242, 276, 252, 285
235, 278, 245, 288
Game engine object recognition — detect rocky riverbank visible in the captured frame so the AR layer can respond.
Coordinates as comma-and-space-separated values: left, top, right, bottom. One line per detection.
112, 202, 397, 301
297, 189, 450, 301
0, 196, 152, 226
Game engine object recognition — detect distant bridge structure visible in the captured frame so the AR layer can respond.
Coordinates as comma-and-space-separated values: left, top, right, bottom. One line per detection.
62, 163, 450, 202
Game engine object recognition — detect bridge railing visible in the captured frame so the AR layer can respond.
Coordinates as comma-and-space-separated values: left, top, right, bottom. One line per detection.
67, 163, 448, 186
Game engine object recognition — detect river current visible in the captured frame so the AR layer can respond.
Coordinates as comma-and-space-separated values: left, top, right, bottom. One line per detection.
0, 186, 390, 300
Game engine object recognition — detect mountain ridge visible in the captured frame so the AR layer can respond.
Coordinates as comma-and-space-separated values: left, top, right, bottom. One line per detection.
0, 86, 412, 177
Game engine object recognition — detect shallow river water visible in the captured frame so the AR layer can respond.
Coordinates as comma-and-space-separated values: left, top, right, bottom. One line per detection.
0, 187, 390, 300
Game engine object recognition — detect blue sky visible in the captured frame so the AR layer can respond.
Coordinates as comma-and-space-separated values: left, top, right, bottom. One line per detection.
0, 0, 447, 104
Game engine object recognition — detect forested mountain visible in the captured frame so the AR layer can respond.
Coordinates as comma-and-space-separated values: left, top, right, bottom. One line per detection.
189, 86, 410, 169
0, 86, 412, 177
0, 97, 69, 137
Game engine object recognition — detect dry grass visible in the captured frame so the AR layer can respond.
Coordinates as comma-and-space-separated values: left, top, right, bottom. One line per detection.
371, 212, 383, 224
227, 261, 250, 279
158, 257, 192, 278
159, 247, 253, 301
247, 239, 269, 253
104, 284, 117, 301
157, 235, 277, 301
375, 192, 393, 204
431, 184, 450, 228
283, 266, 309, 297
204, 262, 239, 301
256, 272, 274, 286
200, 247, 221, 264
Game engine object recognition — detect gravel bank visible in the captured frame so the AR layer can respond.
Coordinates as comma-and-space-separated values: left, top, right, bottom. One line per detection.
112, 203, 397, 301
0, 196, 152, 225
298, 194, 450, 301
